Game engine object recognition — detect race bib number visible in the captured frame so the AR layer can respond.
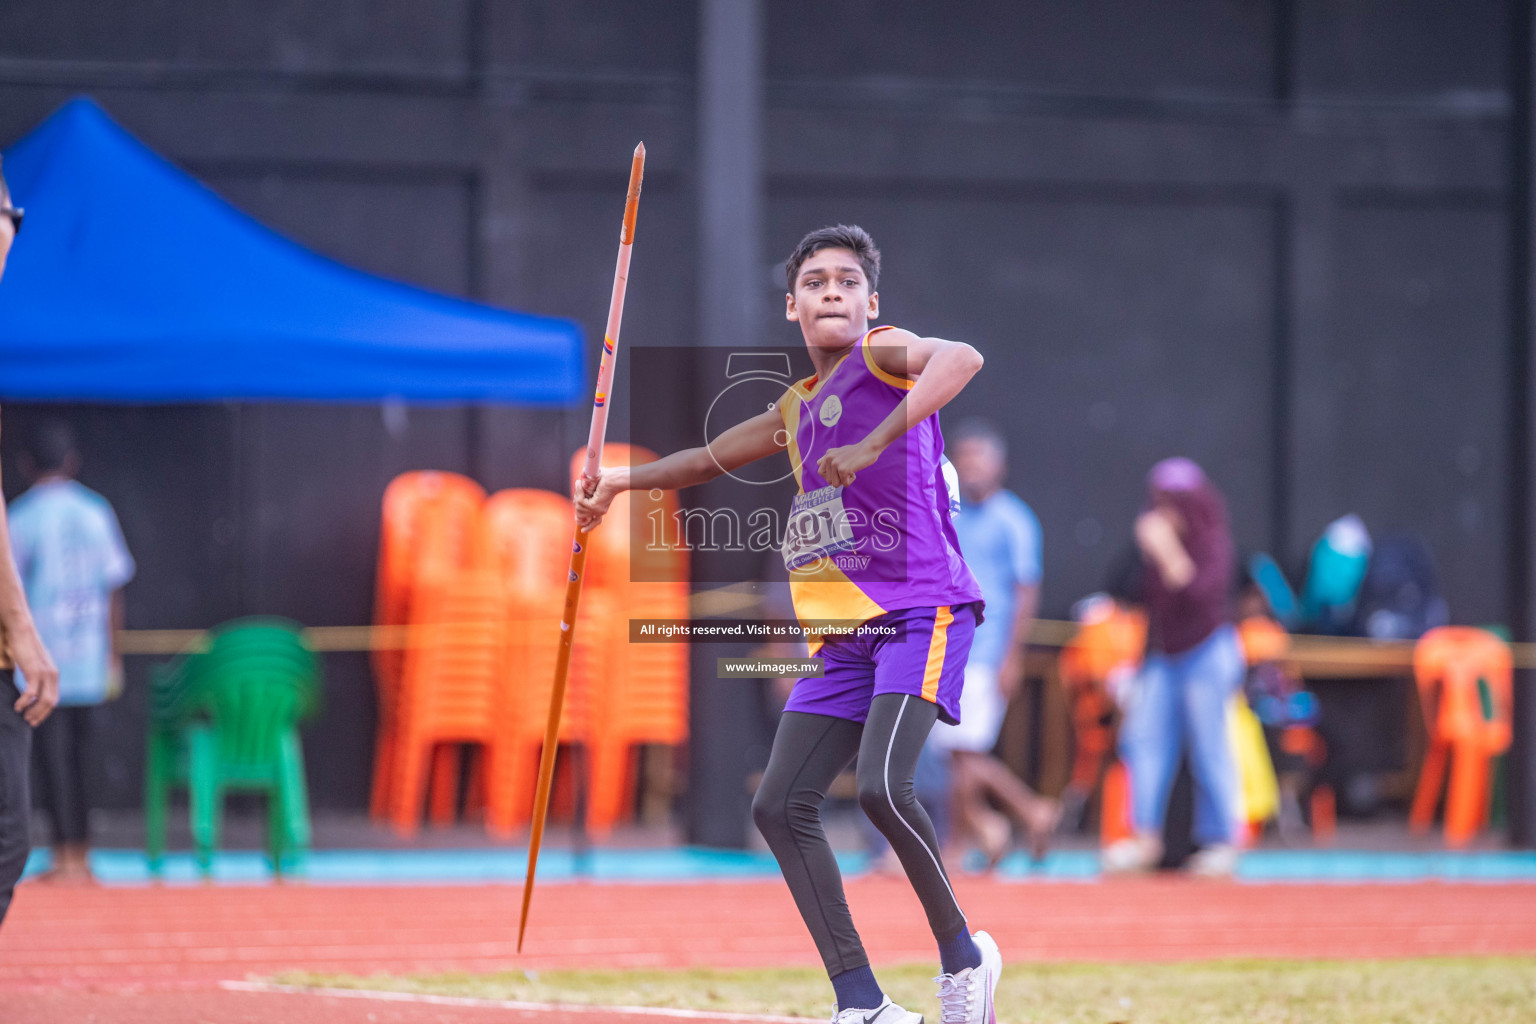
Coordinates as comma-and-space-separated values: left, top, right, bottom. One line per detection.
782, 485, 857, 571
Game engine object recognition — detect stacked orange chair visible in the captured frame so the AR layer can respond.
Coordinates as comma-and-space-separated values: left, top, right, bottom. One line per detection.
370, 471, 485, 821
1410, 626, 1513, 848
387, 565, 507, 835
570, 445, 689, 836
1057, 599, 1145, 845
479, 488, 609, 837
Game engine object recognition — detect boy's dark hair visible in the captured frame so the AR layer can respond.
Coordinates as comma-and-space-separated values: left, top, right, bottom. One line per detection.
950, 417, 1007, 459
785, 224, 881, 292
26, 419, 78, 474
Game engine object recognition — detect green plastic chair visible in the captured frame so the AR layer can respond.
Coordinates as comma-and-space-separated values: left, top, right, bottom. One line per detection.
144, 617, 320, 878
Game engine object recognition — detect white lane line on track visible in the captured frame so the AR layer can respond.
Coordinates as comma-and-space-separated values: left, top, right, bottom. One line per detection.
219, 980, 819, 1022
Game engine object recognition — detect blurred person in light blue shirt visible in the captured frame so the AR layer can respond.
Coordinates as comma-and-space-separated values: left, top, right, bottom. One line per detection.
928, 419, 1059, 866
8, 420, 134, 882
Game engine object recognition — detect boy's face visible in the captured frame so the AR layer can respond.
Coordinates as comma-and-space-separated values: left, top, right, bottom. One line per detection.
785, 247, 878, 353
953, 436, 1006, 502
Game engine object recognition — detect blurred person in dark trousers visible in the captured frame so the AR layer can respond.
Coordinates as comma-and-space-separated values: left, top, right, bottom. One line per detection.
929, 420, 1058, 865
0, 157, 62, 925
1105, 458, 1243, 877
9, 420, 134, 884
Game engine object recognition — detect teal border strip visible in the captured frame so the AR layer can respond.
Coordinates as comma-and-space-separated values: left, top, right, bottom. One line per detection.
21, 847, 1536, 886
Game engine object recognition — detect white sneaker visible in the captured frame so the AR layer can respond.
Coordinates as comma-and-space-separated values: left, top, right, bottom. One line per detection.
933, 929, 1000, 1024
1186, 843, 1239, 879
832, 995, 923, 1023
1101, 834, 1163, 875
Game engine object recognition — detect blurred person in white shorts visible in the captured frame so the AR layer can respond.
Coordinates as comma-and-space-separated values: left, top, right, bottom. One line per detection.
929, 420, 1060, 866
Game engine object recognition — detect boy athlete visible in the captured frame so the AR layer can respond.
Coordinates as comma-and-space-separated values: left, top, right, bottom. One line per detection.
576, 225, 998, 1024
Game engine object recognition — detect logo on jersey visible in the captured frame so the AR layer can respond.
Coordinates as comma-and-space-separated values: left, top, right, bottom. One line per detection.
818, 394, 843, 427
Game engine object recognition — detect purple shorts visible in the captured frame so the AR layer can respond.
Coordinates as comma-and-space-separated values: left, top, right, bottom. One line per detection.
784, 603, 978, 726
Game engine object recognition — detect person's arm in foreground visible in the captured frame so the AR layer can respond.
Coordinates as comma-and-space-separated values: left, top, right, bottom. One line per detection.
0, 434, 58, 725
1135, 509, 1196, 591
815, 330, 983, 487
107, 589, 126, 699
998, 581, 1040, 702
998, 502, 1043, 700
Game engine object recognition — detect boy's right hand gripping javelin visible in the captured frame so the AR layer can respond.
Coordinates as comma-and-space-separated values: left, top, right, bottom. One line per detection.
573, 465, 629, 532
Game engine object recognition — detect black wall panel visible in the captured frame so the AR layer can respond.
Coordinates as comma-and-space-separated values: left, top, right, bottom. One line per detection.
766, 0, 1277, 99
1297, 198, 1509, 624
488, 1, 697, 76
0, 1, 474, 72
202, 170, 478, 299
1297, 0, 1508, 100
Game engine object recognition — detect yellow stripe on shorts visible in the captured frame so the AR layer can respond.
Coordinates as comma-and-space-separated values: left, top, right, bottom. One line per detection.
921, 605, 953, 703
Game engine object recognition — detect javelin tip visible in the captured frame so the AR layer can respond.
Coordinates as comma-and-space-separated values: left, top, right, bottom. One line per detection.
635, 141, 645, 156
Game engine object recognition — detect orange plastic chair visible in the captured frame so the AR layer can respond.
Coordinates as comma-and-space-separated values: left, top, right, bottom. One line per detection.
479, 488, 607, 836
370, 471, 485, 820
569, 445, 689, 836
374, 471, 487, 674
1098, 762, 1134, 846
387, 566, 505, 835
373, 475, 486, 824
415, 487, 496, 828
1410, 626, 1513, 847
1056, 599, 1145, 844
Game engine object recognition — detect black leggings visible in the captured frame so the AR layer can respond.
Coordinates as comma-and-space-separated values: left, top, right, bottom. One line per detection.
32, 704, 94, 845
752, 693, 967, 977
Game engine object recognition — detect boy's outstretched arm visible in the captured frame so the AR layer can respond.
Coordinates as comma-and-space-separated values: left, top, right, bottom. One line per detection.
818, 329, 983, 486
574, 406, 787, 530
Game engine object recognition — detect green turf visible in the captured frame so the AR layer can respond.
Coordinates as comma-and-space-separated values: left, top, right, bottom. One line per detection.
281, 957, 1536, 1022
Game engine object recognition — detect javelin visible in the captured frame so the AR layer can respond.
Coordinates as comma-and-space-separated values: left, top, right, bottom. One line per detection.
517, 142, 645, 952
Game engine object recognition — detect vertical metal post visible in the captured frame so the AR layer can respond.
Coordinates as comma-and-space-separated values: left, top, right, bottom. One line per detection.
698, 0, 765, 350
689, 0, 766, 848
1508, 0, 1536, 847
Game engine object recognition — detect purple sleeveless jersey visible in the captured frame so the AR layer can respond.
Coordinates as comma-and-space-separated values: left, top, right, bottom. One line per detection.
776, 326, 985, 725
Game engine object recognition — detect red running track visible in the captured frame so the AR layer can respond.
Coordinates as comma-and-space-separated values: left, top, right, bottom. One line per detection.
7, 988, 809, 1024
3, 877, 1535, 1020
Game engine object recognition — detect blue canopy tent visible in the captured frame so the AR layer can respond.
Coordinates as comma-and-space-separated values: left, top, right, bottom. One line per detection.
0, 98, 583, 404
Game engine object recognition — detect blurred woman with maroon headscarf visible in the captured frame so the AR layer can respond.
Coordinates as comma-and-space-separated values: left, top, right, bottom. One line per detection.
1103, 457, 1244, 877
